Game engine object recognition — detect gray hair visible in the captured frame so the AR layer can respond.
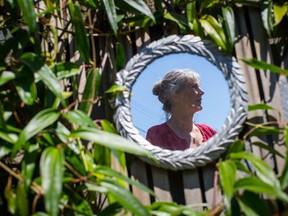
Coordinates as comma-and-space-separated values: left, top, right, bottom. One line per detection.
153, 69, 200, 113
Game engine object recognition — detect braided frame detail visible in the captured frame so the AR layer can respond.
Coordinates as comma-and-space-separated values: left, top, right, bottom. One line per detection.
112, 35, 248, 170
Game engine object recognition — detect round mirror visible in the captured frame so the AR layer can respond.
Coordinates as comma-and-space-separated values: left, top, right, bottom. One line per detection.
113, 35, 248, 170
130, 53, 230, 138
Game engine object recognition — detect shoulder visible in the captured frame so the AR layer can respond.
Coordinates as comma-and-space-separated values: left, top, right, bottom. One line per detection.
196, 123, 217, 136
147, 123, 168, 134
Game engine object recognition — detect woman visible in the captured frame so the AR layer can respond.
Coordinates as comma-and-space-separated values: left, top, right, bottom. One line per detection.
146, 69, 217, 150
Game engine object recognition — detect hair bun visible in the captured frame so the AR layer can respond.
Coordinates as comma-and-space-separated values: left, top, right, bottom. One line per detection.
152, 80, 162, 96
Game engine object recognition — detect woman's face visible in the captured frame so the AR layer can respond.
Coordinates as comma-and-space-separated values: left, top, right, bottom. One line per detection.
172, 82, 204, 113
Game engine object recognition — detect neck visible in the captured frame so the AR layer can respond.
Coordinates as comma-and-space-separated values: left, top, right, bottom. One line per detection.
168, 112, 194, 133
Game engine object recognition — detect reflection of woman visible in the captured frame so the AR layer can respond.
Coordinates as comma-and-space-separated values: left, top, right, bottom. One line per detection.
146, 69, 217, 150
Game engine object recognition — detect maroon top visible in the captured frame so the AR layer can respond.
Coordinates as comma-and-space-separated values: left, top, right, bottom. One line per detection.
146, 123, 217, 151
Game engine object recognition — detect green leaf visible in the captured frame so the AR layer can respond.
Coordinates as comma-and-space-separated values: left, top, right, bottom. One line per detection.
4, 182, 16, 214
199, 15, 226, 51
237, 191, 270, 216
230, 153, 288, 202
40, 147, 64, 216
261, 0, 274, 36
14, 66, 37, 105
97, 202, 123, 216
234, 176, 285, 198
68, 2, 91, 62
17, 0, 37, 32
116, 42, 126, 70
22, 144, 39, 189
280, 151, 288, 190
273, 3, 288, 26
63, 186, 93, 215
218, 160, 237, 215
230, 152, 279, 187
79, 68, 101, 116
248, 125, 281, 137
103, 0, 118, 35
100, 179, 150, 216
105, 84, 127, 95
242, 58, 288, 75
222, 6, 235, 53
20, 53, 65, 106
248, 103, 275, 111
69, 127, 153, 158
94, 166, 154, 196
62, 110, 97, 128
100, 120, 118, 133
200, 0, 221, 11
122, 0, 155, 21
16, 181, 29, 216
251, 141, 284, 158
186, 1, 196, 29
0, 71, 16, 86
226, 140, 245, 156
13, 108, 60, 154
164, 12, 188, 31
51, 62, 80, 80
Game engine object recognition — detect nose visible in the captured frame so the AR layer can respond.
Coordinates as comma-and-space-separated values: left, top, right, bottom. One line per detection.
198, 88, 204, 95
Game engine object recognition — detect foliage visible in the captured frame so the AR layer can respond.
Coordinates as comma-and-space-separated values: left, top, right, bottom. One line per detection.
0, 0, 159, 215
218, 60, 288, 215
1, 0, 288, 215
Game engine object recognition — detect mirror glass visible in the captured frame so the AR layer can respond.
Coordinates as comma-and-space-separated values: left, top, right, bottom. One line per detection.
130, 53, 230, 138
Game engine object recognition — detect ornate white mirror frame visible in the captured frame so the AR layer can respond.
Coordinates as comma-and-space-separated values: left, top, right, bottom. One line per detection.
112, 35, 248, 170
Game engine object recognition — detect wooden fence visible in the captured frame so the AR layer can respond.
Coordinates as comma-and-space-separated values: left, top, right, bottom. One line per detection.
32, 1, 288, 213
107, 4, 288, 212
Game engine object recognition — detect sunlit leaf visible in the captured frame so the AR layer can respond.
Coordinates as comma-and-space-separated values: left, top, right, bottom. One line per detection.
62, 110, 97, 128
50, 62, 80, 80
17, 0, 36, 32
242, 58, 288, 75
16, 181, 29, 216
199, 15, 226, 51
14, 66, 37, 105
248, 103, 274, 111
79, 68, 101, 116
70, 127, 153, 159
20, 53, 65, 105
100, 179, 150, 216
218, 160, 237, 215
280, 152, 288, 190
222, 6, 235, 53
105, 84, 127, 94
40, 147, 64, 216
122, 0, 155, 21
13, 109, 60, 154
235, 176, 288, 202
68, 2, 91, 62
22, 144, 39, 189
94, 166, 154, 196
4, 179, 16, 214
273, 3, 288, 26
230, 152, 279, 187
186, 1, 196, 30
0, 71, 15, 86
103, 0, 118, 35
